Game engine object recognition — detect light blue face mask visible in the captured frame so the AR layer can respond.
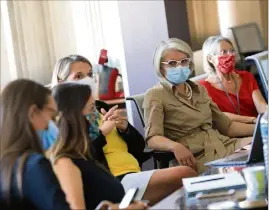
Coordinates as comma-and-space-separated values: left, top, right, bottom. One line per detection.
166, 66, 191, 85
38, 120, 59, 150
86, 109, 100, 141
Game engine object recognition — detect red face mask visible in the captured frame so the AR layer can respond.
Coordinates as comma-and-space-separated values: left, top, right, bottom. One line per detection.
217, 55, 235, 74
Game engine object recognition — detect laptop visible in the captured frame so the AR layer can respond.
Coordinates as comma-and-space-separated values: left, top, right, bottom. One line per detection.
205, 114, 264, 167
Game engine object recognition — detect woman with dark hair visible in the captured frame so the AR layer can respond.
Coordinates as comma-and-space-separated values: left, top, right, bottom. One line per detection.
49, 83, 196, 209
0, 79, 69, 210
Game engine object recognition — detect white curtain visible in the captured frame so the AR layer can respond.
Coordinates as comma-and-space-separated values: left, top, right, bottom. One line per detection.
71, 0, 125, 70
1, 0, 124, 88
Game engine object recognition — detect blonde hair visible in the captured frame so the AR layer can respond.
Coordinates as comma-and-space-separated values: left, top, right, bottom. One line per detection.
153, 38, 194, 77
51, 55, 92, 88
202, 36, 234, 75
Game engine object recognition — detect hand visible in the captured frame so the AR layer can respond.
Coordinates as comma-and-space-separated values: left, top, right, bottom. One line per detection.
96, 200, 148, 210
171, 143, 197, 171
251, 117, 257, 124
101, 107, 128, 132
101, 105, 118, 121
99, 119, 115, 136
114, 110, 128, 132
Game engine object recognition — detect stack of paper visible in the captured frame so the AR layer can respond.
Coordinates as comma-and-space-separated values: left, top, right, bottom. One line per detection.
182, 172, 246, 197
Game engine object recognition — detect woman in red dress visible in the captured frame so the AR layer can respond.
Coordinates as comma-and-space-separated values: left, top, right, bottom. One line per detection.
200, 36, 267, 124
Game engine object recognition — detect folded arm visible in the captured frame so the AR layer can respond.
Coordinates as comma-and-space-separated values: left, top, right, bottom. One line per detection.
252, 89, 267, 114
223, 112, 256, 124
206, 85, 255, 137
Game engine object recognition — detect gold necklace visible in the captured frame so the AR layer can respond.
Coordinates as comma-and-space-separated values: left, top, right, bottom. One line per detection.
185, 82, 193, 100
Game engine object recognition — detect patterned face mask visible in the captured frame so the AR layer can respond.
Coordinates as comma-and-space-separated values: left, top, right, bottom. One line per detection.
86, 109, 101, 140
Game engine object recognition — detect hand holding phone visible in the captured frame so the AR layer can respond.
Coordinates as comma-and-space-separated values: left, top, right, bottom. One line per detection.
119, 188, 138, 209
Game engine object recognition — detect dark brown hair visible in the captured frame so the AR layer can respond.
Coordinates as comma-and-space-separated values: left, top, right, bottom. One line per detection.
0, 79, 51, 200
50, 83, 92, 162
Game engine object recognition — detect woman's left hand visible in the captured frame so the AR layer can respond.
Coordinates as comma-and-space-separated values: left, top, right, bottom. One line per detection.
112, 110, 128, 132
101, 108, 128, 132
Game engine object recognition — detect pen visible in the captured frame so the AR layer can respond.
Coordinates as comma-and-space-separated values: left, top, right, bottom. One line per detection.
191, 177, 224, 184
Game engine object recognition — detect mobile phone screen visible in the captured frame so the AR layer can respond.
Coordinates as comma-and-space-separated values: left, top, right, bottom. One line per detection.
119, 188, 138, 209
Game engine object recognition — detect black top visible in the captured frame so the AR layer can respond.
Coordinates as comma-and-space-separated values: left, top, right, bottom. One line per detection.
92, 101, 146, 169
71, 158, 125, 209
0, 154, 69, 210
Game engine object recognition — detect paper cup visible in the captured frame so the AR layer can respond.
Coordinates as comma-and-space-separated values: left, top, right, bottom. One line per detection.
243, 166, 266, 200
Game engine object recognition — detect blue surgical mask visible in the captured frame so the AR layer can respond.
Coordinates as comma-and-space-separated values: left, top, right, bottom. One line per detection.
86, 110, 100, 140
38, 120, 59, 150
166, 66, 191, 85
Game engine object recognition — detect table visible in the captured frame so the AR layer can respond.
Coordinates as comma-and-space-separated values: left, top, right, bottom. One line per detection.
150, 154, 267, 209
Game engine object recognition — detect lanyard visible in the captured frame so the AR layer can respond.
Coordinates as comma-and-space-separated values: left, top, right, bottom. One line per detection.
219, 77, 240, 115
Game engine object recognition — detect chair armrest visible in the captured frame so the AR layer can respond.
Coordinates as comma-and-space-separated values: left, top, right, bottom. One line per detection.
152, 151, 175, 162
143, 148, 154, 153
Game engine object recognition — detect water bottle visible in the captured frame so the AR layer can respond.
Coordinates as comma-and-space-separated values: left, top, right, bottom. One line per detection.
260, 108, 268, 198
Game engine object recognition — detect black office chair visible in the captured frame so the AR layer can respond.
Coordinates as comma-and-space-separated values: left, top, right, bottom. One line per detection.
126, 94, 175, 169
245, 51, 268, 102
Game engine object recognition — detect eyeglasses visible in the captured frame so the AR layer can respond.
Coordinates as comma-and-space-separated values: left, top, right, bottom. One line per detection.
161, 58, 191, 68
215, 49, 237, 56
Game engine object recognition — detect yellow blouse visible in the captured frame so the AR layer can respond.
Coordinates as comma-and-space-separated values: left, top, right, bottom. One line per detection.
100, 118, 140, 177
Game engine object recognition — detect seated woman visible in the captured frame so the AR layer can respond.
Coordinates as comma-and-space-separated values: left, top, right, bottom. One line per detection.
200, 36, 267, 123
50, 55, 197, 205
143, 38, 255, 174
0, 79, 69, 210
49, 83, 196, 208
50, 54, 146, 165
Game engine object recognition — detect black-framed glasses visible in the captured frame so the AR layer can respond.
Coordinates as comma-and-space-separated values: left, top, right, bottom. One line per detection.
161, 58, 191, 68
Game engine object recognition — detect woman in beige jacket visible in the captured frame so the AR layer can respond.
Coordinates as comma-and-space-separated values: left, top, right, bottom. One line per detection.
143, 38, 254, 173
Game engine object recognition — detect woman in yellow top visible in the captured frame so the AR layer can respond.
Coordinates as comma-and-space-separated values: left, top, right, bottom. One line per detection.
143, 38, 255, 173
50, 54, 197, 205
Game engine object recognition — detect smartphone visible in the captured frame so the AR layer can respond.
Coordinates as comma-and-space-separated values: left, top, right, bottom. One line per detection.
119, 188, 138, 209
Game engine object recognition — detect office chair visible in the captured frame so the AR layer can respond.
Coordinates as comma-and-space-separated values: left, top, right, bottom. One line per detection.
245, 51, 268, 101
228, 23, 266, 61
126, 94, 175, 169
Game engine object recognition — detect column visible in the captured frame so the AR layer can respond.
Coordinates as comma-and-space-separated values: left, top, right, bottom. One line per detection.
117, 0, 169, 133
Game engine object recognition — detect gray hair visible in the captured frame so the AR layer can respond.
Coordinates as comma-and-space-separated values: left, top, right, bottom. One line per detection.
153, 38, 194, 78
202, 36, 233, 75
51, 55, 92, 88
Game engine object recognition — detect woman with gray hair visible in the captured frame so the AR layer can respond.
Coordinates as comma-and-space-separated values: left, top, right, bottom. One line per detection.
143, 38, 255, 173
200, 36, 267, 123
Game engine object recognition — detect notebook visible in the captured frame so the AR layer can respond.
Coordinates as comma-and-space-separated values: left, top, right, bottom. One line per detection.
182, 172, 246, 197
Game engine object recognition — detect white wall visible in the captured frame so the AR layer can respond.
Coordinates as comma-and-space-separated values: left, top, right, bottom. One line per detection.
117, 0, 169, 132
